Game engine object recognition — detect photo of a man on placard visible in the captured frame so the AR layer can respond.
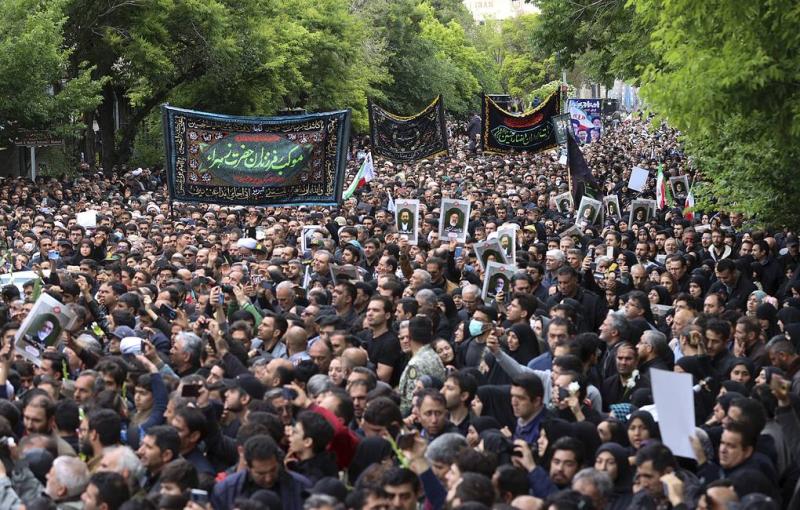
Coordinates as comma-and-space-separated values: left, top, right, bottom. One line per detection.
398, 208, 414, 234
444, 208, 465, 234
22, 313, 61, 350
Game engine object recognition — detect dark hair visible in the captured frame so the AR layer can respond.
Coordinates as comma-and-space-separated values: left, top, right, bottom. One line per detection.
369, 295, 393, 314
494, 465, 530, 499
54, 400, 80, 432
716, 259, 736, 273
159, 459, 198, 491
173, 405, 208, 442
511, 373, 544, 402
335, 281, 357, 303
381, 467, 420, 493
97, 359, 127, 387
244, 434, 281, 465
235, 422, 272, 447
551, 437, 585, 467
89, 471, 130, 510
635, 442, 677, 472
263, 311, 289, 338
363, 397, 402, 435
296, 411, 334, 454
454, 473, 494, 507
144, 425, 181, 460
408, 315, 433, 345
88, 409, 122, 447
728, 397, 766, 445
447, 370, 477, 407
397, 298, 419, 317
705, 318, 731, 340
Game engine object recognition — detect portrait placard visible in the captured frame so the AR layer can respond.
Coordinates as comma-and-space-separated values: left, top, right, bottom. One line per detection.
576, 196, 602, 227
474, 239, 508, 271
395, 199, 420, 245
438, 198, 471, 244
554, 192, 573, 214
14, 294, 76, 366
603, 195, 622, 221
482, 261, 517, 303
496, 227, 517, 265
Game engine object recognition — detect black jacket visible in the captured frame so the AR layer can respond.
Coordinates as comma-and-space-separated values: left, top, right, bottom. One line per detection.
546, 287, 607, 333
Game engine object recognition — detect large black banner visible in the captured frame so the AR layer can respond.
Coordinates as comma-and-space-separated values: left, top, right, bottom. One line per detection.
481, 90, 561, 154
162, 105, 351, 206
368, 96, 448, 162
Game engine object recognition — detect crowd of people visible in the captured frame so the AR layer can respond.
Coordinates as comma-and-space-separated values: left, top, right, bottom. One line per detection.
0, 113, 798, 510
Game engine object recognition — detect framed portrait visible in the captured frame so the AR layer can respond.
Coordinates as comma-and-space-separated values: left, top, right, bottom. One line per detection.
554, 192, 573, 214
629, 199, 654, 225
576, 196, 602, 227
300, 225, 326, 253
669, 175, 690, 205
395, 199, 420, 245
603, 195, 622, 221
439, 198, 471, 244
496, 226, 517, 265
14, 293, 76, 366
474, 239, 508, 271
482, 261, 517, 303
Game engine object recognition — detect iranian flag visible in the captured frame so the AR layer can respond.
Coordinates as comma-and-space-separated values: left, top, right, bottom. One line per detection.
655, 164, 671, 209
343, 152, 375, 200
684, 185, 695, 221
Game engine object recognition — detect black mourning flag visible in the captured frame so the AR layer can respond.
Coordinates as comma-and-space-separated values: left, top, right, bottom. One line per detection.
368, 96, 449, 162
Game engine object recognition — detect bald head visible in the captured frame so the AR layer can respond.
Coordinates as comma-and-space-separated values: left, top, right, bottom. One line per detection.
284, 326, 308, 355
342, 346, 368, 367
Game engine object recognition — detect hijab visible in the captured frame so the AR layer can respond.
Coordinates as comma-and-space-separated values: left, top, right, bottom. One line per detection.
595, 442, 634, 491
756, 303, 780, 338
506, 324, 540, 365
628, 410, 660, 443
479, 429, 514, 466
777, 306, 800, 330
475, 385, 516, 431
347, 437, 394, 483
649, 285, 673, 306
470, 416, 501, 435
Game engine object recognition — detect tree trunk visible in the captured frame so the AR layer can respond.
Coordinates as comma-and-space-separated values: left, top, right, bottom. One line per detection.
98, 83, 118, 173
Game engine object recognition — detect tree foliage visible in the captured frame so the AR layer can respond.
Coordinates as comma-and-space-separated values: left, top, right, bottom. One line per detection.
0, 0, 101, 139
532, 0, 654, 86
636, 0, 800, 228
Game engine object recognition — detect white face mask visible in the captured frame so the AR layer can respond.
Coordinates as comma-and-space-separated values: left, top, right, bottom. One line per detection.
22, 243, 34, 253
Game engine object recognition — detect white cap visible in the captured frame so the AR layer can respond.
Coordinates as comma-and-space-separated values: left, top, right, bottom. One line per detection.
237, 238, 257, 250
120, 337, 142, 355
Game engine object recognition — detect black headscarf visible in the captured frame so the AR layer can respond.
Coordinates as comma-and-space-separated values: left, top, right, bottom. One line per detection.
347, 437, 394, 483
595, 442, 634, 492
649, 285, 673, 306
475, 385, 516, 431
506, 323, 540, 365
627, 410, 660, 448
470, 416, 501, 435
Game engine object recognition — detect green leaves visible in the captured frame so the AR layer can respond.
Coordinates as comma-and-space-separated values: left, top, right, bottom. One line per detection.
0, 0, 102, 136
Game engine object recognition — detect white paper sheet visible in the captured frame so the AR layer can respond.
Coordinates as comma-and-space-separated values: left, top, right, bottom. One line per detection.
76, 210, 97, 228
628, 166, 649, 192
651, 368, 696, 459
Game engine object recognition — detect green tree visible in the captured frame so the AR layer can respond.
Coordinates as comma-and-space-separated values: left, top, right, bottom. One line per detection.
64, 0, 385, 169
636, 0, 800, 228
532, 0, 654, 86
0, 0, 101, 140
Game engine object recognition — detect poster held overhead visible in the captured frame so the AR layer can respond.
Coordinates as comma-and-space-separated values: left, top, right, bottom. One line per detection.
14, 293, 76, 367
395, 199, 420, 245
651, 369, 697, 459
438, 199, 471, 244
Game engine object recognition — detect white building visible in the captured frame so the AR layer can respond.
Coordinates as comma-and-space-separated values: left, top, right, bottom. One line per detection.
463, 0, 538, 22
